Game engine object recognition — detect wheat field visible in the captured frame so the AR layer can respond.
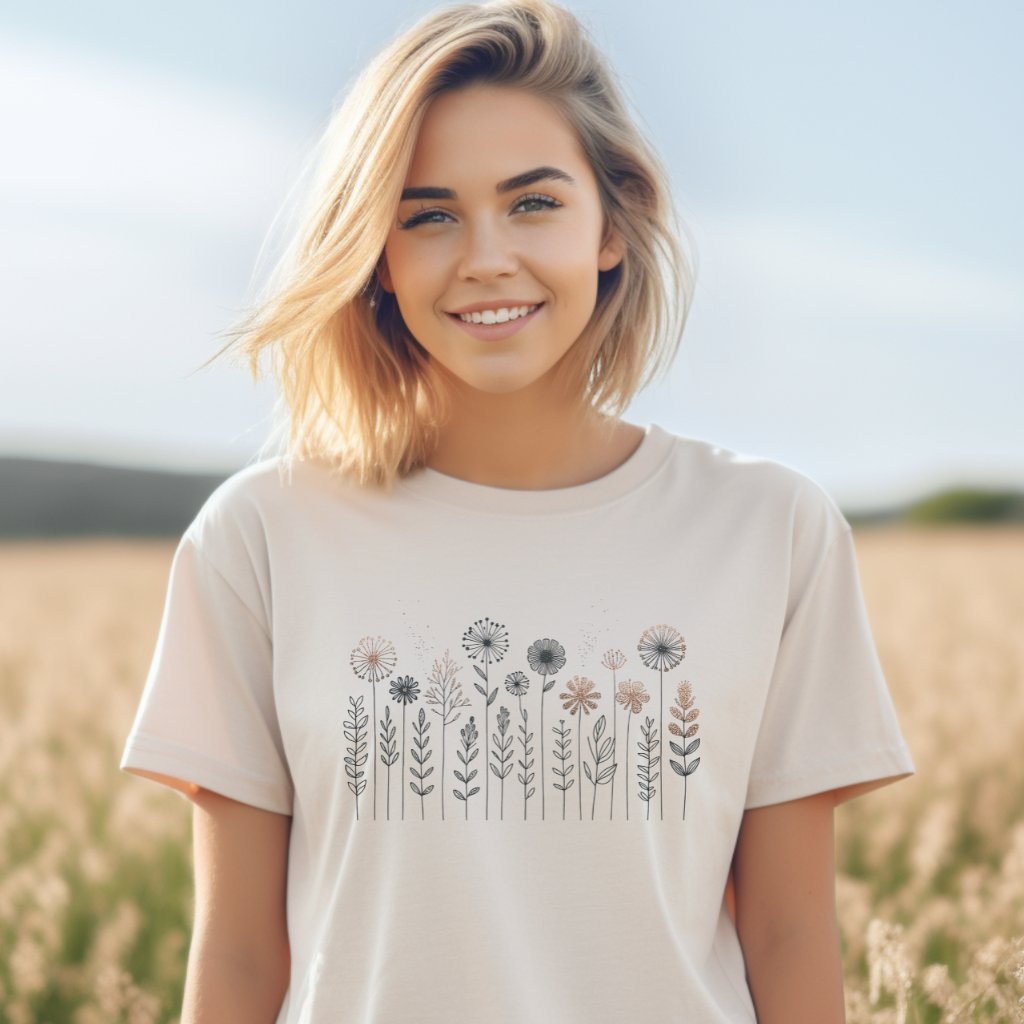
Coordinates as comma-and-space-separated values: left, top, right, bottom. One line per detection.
0, 527, 1022, 1023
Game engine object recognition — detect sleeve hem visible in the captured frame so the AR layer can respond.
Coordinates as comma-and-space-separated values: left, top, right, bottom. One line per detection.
120, 731, 293, 816
744, 744, 916, 810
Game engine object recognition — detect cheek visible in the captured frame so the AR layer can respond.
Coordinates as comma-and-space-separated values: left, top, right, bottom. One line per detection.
384, 242, 440, 298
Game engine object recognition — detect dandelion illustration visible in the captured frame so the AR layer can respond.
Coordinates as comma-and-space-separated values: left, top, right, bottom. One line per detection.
343, 694, 369, 819
584, 714, 616, 820
350, 635, 398, 821
637, 624, 685, 819
551, 719, 575, 819
462, 617, 509, 820
378, 706, 399, 819
409, 707, 434, 819
668, 680, 701, 820
637, 714, 659, 820
505, 670, 529, 697
527, 637, 566, 820
424, 650, 472, 821
615, 679, 649, 821
490, 706, 513, 819
506, 671, 535, 818
559, 675, 601, 820
389, 675, 421, 820
601, 647, 627, 821
454, 715, 481, 818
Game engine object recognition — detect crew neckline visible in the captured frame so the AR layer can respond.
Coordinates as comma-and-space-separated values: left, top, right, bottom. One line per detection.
394, 422, 674, 516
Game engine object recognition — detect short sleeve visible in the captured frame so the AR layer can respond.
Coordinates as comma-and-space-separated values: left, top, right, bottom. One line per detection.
745, 524, 915, 810
119, 529, 294, 815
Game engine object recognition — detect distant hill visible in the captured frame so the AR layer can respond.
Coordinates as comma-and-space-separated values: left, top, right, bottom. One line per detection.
0, 456, 1020, 538
0, 457, 228, 539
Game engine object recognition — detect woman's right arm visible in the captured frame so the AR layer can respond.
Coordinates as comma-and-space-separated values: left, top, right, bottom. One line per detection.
182, 786, 292, 1023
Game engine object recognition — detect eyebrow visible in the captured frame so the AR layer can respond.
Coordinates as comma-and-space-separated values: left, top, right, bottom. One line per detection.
399, 165, 577, 202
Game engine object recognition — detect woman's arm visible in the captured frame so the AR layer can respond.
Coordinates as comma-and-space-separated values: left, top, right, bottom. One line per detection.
732, 790, 846, 1024
181, 787, 292, 1023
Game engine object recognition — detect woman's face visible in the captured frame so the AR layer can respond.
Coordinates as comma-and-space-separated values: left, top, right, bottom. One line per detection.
378, 84, 624, 397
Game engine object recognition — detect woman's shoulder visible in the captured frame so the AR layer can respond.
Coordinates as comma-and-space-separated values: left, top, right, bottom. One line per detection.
659, 426, 851, 545
179, 456, 300, 566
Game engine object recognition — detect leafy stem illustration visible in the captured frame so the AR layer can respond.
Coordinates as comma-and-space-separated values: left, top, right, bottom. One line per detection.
378, 706, 398, 819
638, 714, 659, 820
453, 715, 481, 817
668, 680, 701, 820
551, 719, 575, 819
343, 694, 368, 819
490, 706, 513, 820
584, 714, 616, 819
409, 706, 434, 818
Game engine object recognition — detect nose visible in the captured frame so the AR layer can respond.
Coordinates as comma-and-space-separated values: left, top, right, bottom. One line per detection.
456, 218, 519, 281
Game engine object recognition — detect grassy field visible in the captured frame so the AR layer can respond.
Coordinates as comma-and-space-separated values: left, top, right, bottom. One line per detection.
0, 527, 1022, 1023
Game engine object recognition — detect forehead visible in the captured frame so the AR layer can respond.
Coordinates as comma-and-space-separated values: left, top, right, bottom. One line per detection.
406, 85, 591, 185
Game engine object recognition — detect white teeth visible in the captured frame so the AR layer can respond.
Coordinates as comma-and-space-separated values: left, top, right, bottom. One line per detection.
457, 304, 538, 324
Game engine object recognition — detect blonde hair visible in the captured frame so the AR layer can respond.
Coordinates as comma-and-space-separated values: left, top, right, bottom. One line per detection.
207, 0, 697, 492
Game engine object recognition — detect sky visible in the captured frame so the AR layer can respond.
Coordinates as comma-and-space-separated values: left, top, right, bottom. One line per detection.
2, 0, 1021, 513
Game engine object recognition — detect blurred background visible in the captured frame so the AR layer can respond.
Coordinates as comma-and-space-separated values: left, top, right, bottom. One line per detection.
0, 1, 1021, 1021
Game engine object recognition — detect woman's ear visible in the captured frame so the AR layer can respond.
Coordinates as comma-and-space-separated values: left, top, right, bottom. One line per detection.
597, 224, 626, 273
377, 254, 394, 293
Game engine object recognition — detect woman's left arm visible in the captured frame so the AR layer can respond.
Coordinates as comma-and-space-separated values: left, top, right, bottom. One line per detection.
732, 790, 847, 1024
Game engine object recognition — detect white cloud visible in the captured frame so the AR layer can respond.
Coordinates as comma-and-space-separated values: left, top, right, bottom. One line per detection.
0, 29, 310, 469
0, 28, 315, 234
694, 207, 1024, 333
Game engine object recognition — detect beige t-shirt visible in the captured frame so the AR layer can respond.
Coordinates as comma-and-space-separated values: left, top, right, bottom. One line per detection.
120, 422, 915, 1023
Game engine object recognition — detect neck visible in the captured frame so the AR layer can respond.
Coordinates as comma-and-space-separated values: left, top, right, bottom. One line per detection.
423, 381, 621, 490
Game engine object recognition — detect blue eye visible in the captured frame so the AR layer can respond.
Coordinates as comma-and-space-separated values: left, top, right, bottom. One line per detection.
513, 192, 562, 213
397, 192, 562, 229
398, 208, 452, 229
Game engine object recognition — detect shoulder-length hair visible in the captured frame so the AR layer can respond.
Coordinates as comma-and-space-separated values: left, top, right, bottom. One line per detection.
207, 0, 697, 492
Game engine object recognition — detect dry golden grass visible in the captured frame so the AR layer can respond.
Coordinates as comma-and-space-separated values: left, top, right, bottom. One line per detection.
0, 527, 1022, 1022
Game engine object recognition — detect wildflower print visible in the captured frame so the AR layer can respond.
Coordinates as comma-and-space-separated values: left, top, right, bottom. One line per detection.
506, 672, 535, 818
637, 715, 660, 820
584, 714, 616, 820
550, 719, 575, 819
350, 635, 398, 821
453, 715, 481, 818
489, 706, 513, 819
344, 694, 369, 819
424, 650, 471, 821
601, 648, 627, 821
462, 617, 509, 819
409, 707, 434, 818
559, 675, 601, 820
527, 637, 566, 819
390, 675, 421, 820
637, 624, 685, 819
668, 680, 701, 820
615, 680, 649, 821
378, 706, 399, 819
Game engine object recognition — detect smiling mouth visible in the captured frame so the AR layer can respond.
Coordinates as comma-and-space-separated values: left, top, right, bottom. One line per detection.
446, 302, 545, 340
446, 302, 544, 325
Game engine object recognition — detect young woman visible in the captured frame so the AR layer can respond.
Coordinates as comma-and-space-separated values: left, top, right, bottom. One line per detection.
120, 1, 915, 1021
